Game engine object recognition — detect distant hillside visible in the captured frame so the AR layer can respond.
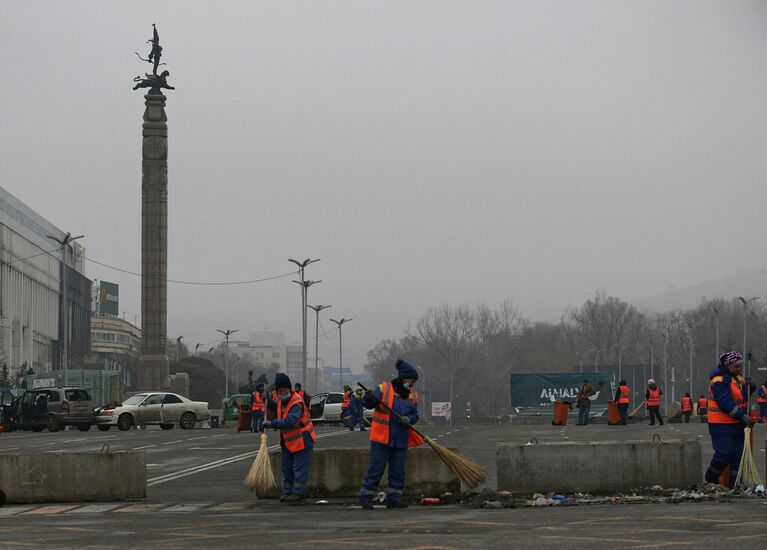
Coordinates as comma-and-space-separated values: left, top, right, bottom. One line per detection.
634, 271, 767, 313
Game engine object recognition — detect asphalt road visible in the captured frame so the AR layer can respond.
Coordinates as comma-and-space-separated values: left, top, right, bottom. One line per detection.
1, 419, 766, 548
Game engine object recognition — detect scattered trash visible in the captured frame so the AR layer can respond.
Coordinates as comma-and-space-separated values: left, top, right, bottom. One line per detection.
551, 494, 565, 501
315, 500, 329, 505
756, 485, 765, 495
420, 498, 442, 505
482, 500, 504, 509
498, 491, 512, 497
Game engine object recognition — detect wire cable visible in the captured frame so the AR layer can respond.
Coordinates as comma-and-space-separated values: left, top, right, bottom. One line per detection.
9, 246, 63, 264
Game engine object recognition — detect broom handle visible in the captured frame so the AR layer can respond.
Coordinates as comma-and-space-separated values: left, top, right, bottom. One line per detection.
357, 383, 427, 440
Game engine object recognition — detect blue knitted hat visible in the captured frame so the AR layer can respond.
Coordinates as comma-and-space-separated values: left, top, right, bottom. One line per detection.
396, 359, 418, 380
275, 373, 292, 390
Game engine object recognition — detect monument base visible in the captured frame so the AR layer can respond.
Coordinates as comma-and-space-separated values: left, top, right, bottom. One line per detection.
136, 354, 170, 391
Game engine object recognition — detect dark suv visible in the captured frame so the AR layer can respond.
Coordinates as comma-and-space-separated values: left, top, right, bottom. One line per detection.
8, 387, 97, 432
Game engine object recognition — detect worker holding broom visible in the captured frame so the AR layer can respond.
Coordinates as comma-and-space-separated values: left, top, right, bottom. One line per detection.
262, 373, 316, 503
358, 359, 422, 509
704, 351, 755, 488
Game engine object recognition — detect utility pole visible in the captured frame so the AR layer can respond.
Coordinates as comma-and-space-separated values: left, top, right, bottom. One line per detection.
176, 336, 184, 364
308, 304, 331, 393
217, 329, 238, 398
592, 348, 605, 372
195, 343, 201, 357
330, 318, 352, 391
711, 305, 720, 363
289, 258, 320, 389
648, 340, 655, 379
685, 321, 694, 397
661, 331, 668, 411
47, 231, 84, 384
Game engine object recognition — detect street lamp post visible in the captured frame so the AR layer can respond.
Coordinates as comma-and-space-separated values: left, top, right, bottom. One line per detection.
592, 348, 606, 372
685, 321, 694, 397
415, 364, 428, 420
308, 304, 331, 393
615, 346, 624, 383
330, 318, 352, 391
738, 296, 759, 380
195, 343, 201, 357
711, 305, 720, 363
176, 336, 184, 364
217, 329, 239, 399
47, 232, 84, 382
661, 331, 668, 410
293, 279, 320, 386
289, 258, 320, 388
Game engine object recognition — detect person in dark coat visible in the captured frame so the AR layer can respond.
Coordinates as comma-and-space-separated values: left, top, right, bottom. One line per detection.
349, 387, 366, 431
358, 360, 421, 509
575, 379, 595, 426
704, 351, 755, 488
645, 379, 664, 426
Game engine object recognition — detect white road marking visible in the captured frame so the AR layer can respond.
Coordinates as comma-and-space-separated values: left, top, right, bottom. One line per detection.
0, 506, 33, 516
187, 436, 207, 441
133, 445, 157, 450
189, 447, 232, 450
30, 442, 56, 447
147, 429, 351, 486
94, 436, 118, 440
161, 503, 212, 512
0, 447, 18, 451
211, 434, 228, 438
67, 504, 124, 514
162, 440, 183, 445
63, 438, 87, 443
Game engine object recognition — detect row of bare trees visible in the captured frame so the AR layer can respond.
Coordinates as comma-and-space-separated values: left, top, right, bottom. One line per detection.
365, 292, 767, 417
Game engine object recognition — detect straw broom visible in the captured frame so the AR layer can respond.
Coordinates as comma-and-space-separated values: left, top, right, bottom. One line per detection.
358, 383, 486, 488
734, 427, 762, 488
628, 401, 646, 418
244, 430, 276, 495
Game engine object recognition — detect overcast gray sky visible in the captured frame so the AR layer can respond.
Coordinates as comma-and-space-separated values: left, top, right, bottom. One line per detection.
3, 1, 767, 373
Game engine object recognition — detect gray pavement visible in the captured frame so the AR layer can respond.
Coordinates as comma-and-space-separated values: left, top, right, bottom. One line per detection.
1, 419, 766, 548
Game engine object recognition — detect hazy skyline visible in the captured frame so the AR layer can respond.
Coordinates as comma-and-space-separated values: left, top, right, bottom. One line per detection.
3, 1, 767, 373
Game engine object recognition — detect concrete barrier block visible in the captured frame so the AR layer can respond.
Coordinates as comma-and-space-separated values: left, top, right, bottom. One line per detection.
264, 447, 459, 498
497, 439, 701, 494
0, 452, 146, 504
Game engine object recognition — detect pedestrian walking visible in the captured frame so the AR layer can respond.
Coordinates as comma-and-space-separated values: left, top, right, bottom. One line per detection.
262, 373, 316, 503
614, 381, 630, 425
758, 381, 767, 423
697, 394, 708, 421
704, 351, 755, 488
575, 379, 595, 425
341, 385, 352, 427
358, 359, 421, 509
681, 393, 693, 424
646, 379, 664, 426
249, 382, 266, 433
349, 387, 366, 431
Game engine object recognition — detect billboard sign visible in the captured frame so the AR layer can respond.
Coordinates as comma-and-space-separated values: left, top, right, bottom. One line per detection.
510, 373, 615, 408
431, 402, 452, 418
98, 281, 119, 316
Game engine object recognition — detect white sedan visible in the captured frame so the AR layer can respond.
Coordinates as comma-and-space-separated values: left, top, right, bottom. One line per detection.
310, 392, 373, 424
96, 392, 210, 431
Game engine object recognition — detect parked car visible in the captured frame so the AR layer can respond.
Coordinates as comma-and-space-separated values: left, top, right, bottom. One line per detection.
5, 387, 97, 432
310, 392, 373, 423
96, 392, 210, 431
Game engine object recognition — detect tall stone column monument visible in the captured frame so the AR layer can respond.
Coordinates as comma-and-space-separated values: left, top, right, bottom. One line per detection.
133, 24, 175, 391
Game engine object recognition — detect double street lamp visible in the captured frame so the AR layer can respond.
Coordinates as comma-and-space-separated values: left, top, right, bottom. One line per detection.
217, 329, 238, 398
289, 258, 320, 389
330, 318, 352, 391
47, 231, 84, 381
738, 296, 759, 379
308, 304, 331, 393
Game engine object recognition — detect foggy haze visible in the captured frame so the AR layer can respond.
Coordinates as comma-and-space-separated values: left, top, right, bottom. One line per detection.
3, 1, 767, 373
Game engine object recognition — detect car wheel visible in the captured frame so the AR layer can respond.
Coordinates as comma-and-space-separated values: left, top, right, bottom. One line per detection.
179, 412, 196, 430
160, 423, 174, 430
77, 424, 91, 432
97, 425, 111, 432
117, 413, 133, 431
45, 415, 60, 432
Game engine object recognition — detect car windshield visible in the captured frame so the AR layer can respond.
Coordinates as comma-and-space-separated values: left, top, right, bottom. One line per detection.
123, 394, 148, 405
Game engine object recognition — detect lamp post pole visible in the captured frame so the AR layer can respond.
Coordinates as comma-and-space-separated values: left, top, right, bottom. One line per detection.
738, 296, 759, 380
47, 231, 84, 384
176, 336, 184, 364
661, 331, 668, 410
289, 258, 320, 388
217, 329, 238, 399
592, 348, 606, 372
685, 321, 695, 397
195, 343, 201, 357
330, 318, 352, 390
711, 305, 720, 363
308, 304, 331, 393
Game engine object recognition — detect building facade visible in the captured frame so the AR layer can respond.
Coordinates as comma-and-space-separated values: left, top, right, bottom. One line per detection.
86, 314, 141, 389
0, 186, 91, 378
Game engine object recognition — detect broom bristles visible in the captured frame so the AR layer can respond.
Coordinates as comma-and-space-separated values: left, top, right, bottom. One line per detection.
735, 427, 762, 488
423, 435, 486, 488
244, 432, 276, 495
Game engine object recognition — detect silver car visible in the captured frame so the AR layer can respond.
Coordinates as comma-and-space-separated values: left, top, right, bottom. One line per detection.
96, 392, 210, 431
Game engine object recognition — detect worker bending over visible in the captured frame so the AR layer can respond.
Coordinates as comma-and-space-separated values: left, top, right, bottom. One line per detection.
263, 373, 316, 503
704, 351, 755, 488
359, 359, 422, 509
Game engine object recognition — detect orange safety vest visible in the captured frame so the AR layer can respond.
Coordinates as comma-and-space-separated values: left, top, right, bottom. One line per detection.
251, 392, 265, 412
698, 397, 707, 411
647, 387, 661, 407
276, 392, 316, 452
707, 374, 747, 425
370, 382, 423, 448
342, 390, 351, 409
758, 385, 767, 404
618, 385, 630, 404
296, 389, 306, 400
681, 396, 692, 412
